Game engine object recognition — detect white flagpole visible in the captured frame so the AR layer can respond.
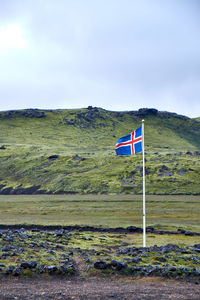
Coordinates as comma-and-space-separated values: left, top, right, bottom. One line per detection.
142, 119, 146, 247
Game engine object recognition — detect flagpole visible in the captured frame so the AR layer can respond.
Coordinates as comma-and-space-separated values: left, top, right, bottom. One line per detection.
142, 119, 146, 247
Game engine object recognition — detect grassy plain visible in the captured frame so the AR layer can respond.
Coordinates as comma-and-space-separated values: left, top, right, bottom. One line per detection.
0, 194, 199, 232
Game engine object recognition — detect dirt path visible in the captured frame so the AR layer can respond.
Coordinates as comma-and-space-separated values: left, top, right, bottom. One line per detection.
0, 276, 199, 300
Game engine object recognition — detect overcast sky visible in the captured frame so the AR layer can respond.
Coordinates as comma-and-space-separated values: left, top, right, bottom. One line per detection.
0, 0, 199, 117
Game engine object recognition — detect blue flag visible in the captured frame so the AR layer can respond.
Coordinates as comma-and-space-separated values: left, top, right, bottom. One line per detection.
115, 126, 142, 155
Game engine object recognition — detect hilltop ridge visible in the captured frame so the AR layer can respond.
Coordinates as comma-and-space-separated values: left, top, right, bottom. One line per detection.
0, 106, 192, 121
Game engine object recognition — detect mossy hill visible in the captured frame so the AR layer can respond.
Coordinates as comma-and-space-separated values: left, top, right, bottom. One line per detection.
0, 107, 200, 195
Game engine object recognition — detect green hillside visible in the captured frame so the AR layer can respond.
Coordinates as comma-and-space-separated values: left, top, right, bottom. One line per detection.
0, 107, 200, 195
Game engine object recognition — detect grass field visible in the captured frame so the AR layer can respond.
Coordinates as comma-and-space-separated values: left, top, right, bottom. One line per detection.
0, 194, 199, 232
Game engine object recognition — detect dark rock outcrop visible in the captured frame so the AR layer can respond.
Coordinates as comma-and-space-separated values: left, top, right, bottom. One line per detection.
0, 109, 46, 119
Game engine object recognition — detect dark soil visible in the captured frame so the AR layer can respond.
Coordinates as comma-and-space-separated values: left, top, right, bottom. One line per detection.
0, 276, 200, 299
0, 224, 199, 236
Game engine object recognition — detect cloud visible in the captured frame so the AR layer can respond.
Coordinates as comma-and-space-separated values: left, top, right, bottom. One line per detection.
0, 0, 199, 117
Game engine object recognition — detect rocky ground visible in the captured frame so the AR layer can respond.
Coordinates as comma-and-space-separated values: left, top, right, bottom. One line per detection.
0, 227, 200, 298
0, 226, 200, 278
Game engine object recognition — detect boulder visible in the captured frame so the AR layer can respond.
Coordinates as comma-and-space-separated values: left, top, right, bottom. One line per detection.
13, 267, 21, 276
5, 265, 15, 274
37, 264, 45, 273
110, 260, 127, 270
127, 226, 142, 233
161, 244, 179, 253
132, 257, 141, 264
21, 261, 37, 269
47, 265, 58, 274
177, 168, 186, 175
94, 260, 108, 269
48, 155, 59, 160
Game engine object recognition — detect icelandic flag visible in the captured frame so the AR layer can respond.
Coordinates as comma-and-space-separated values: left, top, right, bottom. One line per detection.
115, 126, 142, 155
